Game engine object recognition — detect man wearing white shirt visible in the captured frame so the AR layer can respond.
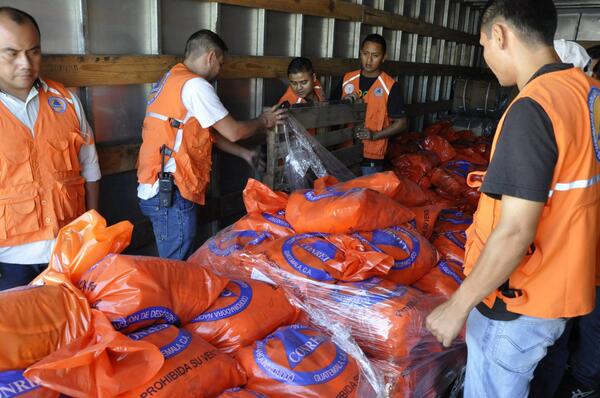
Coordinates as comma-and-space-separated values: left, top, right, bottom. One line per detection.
137, 29, 284, 260
0, 7, 101, 290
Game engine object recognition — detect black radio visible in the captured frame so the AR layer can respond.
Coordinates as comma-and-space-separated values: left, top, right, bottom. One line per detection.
158, 144, 174, 208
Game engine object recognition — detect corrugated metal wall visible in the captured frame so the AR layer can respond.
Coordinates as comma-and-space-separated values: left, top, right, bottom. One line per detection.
0, 0, 483, 252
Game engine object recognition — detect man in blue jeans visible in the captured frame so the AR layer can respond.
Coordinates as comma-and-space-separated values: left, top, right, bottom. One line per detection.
137, 30, 284, 260
425, 1, 600, 397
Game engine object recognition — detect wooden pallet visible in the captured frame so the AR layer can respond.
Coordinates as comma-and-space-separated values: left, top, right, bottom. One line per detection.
264, 101, 366, 191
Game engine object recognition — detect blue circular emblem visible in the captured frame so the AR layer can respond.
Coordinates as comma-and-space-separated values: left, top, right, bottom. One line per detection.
47, 96, 67, 113
589, 87, 600, 162
355, 226, 421, 270
374, 87, 384, 97
281, 233, 336, 282
253, 325, 348, 386
190, 280, 253, 322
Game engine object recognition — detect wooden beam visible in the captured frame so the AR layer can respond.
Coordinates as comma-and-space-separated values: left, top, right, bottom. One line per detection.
363, 7, 479, 45
405, 100, 453, 117
315, 127, 355, 148
42, 55, 488, 87
201, 0, 363, 21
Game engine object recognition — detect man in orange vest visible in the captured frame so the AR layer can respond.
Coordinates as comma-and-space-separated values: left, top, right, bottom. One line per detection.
137, 29, 284, 260
278, 57, 325, 107
333, 34, 407, 176
0, 7, 100, 291
425, 1, 600, 397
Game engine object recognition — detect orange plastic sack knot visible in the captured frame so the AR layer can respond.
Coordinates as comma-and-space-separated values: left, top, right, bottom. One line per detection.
286, 186, 414, 234
185, 279, 300, 354
413, 259, 465, 299
0, 284, 90, 371
353, 226, 438, 285
259, 233, 393, 283
79, 254, 228, 333
42, 209, 133, 283
25, 309, 164, 398
243, 179, 289, 213
123, 325, 246, 398
235, 324, 361, 398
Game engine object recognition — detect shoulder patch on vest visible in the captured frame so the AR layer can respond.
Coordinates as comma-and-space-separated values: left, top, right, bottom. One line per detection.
344, 83, 355, 95
47, 96, 67, 113
147, 71, 171, 106
590, 87, 600, 162
374, 87, 384, 97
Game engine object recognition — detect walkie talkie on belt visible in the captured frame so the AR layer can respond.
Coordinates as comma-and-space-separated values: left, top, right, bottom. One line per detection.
158, 144, 174, 208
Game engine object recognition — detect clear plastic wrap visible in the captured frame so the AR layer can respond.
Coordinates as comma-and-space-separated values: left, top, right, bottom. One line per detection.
280, 114, 356, 190
372, 344, 467, 398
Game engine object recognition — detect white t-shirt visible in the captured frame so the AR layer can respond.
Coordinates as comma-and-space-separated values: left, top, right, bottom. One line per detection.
0, 79, 102, 264
137, 77, 229, 200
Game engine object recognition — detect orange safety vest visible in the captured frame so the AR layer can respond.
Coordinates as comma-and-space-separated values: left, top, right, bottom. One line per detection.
278, 79, 325, 105
137, 63, 214, 205
464, 68, 600, 318
342, 70, 396, 160
0, 79, 86, 247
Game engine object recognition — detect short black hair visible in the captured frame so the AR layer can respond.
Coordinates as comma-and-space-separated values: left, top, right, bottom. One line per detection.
361, 33, 387, 55
480, 0, 557, 46
184, 29, 228, 60
0, 7, 40, 37
287, 57, 313, 75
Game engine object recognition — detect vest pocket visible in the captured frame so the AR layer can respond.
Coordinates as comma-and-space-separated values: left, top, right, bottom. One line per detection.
54, 179, 85, 222
2, 196, 41, 238
0, 152, 34, 187
47, 133, 83, 172
516, 242, 543, 276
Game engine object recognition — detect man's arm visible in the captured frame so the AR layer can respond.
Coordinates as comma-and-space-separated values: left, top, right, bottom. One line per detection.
355, 117, 408, 141
85, 181, 100, 210
426, 195, 545, 347
211, 131, 255, 165
212, 105, 286, 142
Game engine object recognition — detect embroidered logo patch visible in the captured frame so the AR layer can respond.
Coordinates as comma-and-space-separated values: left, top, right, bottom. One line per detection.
589, 87, 600, 162
48, 96, 67, 113
374, 87, 384, 97
344, 83, 355, 95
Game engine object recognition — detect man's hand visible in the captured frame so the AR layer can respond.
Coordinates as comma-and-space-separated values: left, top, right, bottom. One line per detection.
343, 92, 362, 104
426, 298, 470, 348
243, 148, 266, 173
355, 127, 375, 141
260, 105, 287, 129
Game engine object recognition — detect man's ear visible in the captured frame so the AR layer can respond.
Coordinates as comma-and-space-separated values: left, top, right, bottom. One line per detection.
492, 22, 509, 50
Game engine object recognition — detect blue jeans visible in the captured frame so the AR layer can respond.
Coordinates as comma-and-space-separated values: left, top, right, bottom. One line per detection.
0, 262, 46, 291
360, 164, 384, 176
531, 287, 600, 394
139, 189, 197, 260
464, 308, 567, 398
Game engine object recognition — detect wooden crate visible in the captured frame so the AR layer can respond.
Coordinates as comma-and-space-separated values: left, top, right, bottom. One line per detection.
264, 101, 366, 191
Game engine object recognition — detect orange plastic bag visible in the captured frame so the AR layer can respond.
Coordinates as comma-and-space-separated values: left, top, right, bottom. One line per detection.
413, 259, 465, 299
25, 309, 164, 398
391, 152, 440, 189
432, 232, 466, 263
434, 209, 472, 233
185, 279, 300, 354
391, 176, 431, 207
286, 187, 414, 234
353, 226, 438, 285
243, 179, 289, 213
258, 233, 393, 283
421, 136, 456, 162
313, 171, 402, 198
37, 209, 133, 283
322, 278, 440, 360
235, 324, 361, 398
233, 210, 295, 239
218, 388, 268, 398
79, 254, 228, 333
0, 282, 91, 371
0, 370, 60, 397
188, 228, 275, 278
408, 205, 443, 239
430, 168, 465, 197
122, 325, 246, 398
